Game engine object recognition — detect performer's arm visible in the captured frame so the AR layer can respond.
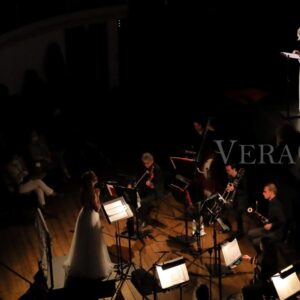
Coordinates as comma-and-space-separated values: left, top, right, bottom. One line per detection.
93, 188, 101, 212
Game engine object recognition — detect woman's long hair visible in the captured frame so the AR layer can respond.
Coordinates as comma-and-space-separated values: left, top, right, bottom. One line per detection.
80, 171, 97, 207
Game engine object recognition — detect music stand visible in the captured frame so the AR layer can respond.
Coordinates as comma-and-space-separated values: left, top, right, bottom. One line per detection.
221, 238, 242, 268
168, 178, 196, 247
155, 257, 189, 300
112, 185, 152, 241
201, 193, 232, 300
271, 265, 300, 300
102, 197, 134, 297
102, 196, 133, 224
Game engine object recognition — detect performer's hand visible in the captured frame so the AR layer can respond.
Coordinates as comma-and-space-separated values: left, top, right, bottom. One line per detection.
242, 255, 252, 261
264, 223, 272, 231
226, 183, 234, 192
146, 180, 154, 188
95, 187, 100, 195
293, 50, 300, 55
187, 204, 194, 214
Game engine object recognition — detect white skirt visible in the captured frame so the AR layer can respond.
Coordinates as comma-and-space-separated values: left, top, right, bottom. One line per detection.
64, 207, 113, 281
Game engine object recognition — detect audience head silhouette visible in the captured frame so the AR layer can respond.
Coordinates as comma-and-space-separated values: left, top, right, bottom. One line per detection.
195, 284, 209, 300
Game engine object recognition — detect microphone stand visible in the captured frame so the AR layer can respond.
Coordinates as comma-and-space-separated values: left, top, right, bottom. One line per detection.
204, 209, 233, 299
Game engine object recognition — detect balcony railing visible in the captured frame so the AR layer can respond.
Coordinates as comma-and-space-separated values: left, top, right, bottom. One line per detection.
0, 0, 127, 35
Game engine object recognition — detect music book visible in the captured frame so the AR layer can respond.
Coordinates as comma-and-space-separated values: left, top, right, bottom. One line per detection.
281, 52, 300, 60
156, 257, 189, 289
221, 238, 242, 267
271, 265, 300, 300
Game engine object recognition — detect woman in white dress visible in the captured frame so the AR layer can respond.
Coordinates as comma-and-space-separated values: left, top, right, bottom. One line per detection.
64, 171, 113, 283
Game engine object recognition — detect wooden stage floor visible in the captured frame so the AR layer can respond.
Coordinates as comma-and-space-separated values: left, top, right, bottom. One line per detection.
0, 182, 262, 300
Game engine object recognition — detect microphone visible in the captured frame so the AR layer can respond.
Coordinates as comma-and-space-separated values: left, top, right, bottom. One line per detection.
105, 180, 118, 185
94, 182, 104, 189
183, 150, 196, 155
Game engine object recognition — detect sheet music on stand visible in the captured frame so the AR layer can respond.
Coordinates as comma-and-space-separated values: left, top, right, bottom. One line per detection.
271, 265, 300, 300
102, 196, 133, 224
221, 238, 242, 268
156, 257, 189, 289
281, 51, 300, 60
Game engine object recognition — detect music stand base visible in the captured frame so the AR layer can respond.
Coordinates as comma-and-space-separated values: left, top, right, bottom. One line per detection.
119, 230, 153, 241
205, 263, 233, 277
123, 263, 136, 277
147, 218, 166, 228
168, 235, 196, 246
131, 268, 162, 297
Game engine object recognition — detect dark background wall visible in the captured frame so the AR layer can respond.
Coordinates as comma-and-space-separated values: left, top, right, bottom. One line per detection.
0, 1, 300, 165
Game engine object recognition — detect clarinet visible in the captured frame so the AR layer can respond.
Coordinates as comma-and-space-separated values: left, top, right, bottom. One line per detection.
247, 207, 269, 224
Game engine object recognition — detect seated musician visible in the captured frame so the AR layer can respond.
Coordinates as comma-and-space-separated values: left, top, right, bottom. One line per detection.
135, 152, 164, 227
248, 183, 286, 254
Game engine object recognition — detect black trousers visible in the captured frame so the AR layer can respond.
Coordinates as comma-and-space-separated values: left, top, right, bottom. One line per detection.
220, 205, 246, 233
138, 193, 157, 223
242, 281, 264, 300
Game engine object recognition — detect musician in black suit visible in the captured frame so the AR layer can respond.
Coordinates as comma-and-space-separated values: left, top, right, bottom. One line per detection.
248, 183, 286, 253
222, 163, 249, 238
136, 152, 164, 227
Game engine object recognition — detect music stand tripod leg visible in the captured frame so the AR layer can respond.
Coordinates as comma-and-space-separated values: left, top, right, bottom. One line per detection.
114, 223, 139, 298
115, 221, 125, 277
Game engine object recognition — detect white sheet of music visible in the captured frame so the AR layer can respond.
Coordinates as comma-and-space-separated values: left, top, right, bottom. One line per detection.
156, 257, 189, 289
105, 200, 126, 216
109, 211, 129, 222
221, 238, 242, 267
271, 265, 300, 300
281, 52, 300, 59
103, 197, 133, 222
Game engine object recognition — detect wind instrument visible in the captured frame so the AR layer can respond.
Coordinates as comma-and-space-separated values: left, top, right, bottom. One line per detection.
247, 206, 269, 224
